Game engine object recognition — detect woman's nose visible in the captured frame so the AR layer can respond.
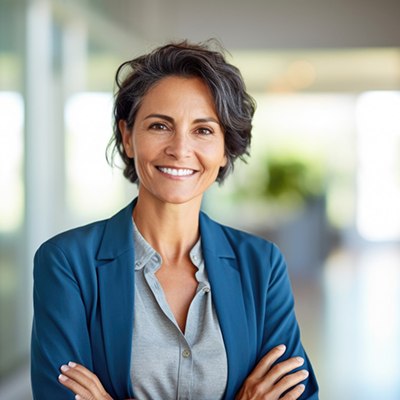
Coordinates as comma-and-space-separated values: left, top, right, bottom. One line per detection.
165, 132, 192, 159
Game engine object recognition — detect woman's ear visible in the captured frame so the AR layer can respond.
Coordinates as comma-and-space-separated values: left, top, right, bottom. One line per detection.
220, 153, 228, 168
119, 120, 134, 158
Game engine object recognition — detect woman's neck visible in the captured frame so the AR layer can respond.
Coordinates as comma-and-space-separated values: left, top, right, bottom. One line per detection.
133, 193, 202, 262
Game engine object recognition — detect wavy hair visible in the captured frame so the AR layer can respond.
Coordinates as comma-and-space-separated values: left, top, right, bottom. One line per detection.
107, 39, 256, 183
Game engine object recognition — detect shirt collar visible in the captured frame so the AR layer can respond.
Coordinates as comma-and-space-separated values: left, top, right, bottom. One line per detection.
133, 220, 157, 270
132, 219, 204, 271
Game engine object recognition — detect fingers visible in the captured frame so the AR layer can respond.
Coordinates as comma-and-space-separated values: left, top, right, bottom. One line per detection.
242, 367, 308, 399
58, 362, 112, 400
281, 383, 306, 400
235, 345, 310, 400
250, 344, 287, 379
270, 369, 309, 398
251, 345, 307, 384
268, 356, 306, 384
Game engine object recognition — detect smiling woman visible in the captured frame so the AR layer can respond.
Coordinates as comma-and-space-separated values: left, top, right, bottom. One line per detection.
119, 76, 227, 206
31, 40, 319, 400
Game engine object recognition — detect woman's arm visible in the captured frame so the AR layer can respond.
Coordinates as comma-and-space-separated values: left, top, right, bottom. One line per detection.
58, 363, 135, 400
252, 244, 319, 399
31, 241, 94, 399
58, 345, 306, 400
59, 362, 113, 400
235, 344, 308, 400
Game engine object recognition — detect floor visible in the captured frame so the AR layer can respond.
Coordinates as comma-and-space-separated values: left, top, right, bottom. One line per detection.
2, 243, 400, 399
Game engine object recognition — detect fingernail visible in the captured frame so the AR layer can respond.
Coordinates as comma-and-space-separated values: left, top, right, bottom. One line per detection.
60, 365, 70, 372
58, 374, 68, 382
68, 361, 77, 368
75, 395, 82, 400
298, 384, 306, 391
296, 356, 304, 365
277, 344, 286, 351
301, 369, 309, 377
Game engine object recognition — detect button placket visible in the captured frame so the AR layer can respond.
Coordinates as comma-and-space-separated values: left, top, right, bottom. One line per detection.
182, 349, 191, 358
132, 224, 227, 399
177, 339, 193, 400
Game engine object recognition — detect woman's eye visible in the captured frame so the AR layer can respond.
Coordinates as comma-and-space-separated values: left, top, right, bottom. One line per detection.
149, 123, 168, 131
196, 127, 213, 135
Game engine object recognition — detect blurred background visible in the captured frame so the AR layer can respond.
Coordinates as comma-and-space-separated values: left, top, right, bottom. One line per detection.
1, 0, 400, 398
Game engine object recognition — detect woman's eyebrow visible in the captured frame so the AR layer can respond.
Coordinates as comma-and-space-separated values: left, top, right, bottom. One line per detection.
144, 113, 174, 122
143, 114, 220, 125
193, 117, 220, 125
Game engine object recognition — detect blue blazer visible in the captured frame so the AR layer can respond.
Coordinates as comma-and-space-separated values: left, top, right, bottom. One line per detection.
31, 200, 319, 399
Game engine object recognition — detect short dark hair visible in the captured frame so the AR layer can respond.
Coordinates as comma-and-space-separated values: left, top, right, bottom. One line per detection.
107, 39, 256, 183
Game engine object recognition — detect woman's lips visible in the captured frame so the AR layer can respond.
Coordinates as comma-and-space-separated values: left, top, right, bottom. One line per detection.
157, 167, 196, 177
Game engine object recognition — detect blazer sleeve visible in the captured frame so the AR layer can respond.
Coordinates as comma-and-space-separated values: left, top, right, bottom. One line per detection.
260, 243, 319, 399
31, 241, 94, 400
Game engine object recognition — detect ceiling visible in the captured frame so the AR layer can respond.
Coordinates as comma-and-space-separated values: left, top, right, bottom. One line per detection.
50, 0, 400, 93
83, 0, 400, 50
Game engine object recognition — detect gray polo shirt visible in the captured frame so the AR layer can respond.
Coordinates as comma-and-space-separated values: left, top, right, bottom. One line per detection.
130, 222, 228, 400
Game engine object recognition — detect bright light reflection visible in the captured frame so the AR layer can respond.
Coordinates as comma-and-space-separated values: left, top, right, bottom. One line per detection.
65, 93, 132, 222
324, 246, 400, 398
356, 91, 400, 241
358, 247, 400, 390
0, 92, 24, 232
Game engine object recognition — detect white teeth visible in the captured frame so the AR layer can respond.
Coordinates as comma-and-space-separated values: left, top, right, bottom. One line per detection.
159, 167, 194, 176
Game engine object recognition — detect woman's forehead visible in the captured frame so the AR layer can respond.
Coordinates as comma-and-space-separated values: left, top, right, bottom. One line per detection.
137, 76, 219, 119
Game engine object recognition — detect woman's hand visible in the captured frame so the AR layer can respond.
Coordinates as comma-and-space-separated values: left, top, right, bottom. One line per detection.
58, 362, 135, 400
235, 345, 309, 400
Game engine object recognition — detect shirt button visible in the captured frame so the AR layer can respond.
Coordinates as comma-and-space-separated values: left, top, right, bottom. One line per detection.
182, 349, 191, 358
203, 286, 210, 293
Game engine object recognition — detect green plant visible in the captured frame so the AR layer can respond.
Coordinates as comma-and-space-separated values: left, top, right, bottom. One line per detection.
266, 156, 323, 195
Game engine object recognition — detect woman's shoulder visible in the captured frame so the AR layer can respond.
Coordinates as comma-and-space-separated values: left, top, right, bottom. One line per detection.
200, 213, 287, 289
40, 218, 108, 252
200, 211, 282, 258
32, 220, 111, 292
36, 201, 135, 259
33, 220, 109, 277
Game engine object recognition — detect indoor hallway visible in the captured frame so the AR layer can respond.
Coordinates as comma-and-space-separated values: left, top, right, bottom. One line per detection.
293, 243, 400, 400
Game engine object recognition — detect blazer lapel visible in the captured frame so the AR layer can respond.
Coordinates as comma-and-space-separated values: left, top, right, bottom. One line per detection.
96, 201, 136, 398
200, 212, 251, 399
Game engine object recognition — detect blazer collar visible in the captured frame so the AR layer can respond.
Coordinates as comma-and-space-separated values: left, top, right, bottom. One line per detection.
199, 211, 236, 259
97, 199, 136, 261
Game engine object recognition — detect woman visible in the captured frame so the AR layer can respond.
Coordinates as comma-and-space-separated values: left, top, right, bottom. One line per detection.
31, 40, 319, 399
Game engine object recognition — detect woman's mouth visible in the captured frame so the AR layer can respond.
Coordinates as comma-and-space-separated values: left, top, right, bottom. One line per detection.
157, 167, 195, 177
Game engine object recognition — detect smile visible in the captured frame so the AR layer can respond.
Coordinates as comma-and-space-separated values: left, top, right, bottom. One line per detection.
157, 167, 195, 176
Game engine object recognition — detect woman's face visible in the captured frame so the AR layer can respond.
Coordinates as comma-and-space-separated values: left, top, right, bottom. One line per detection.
121, 76, 227, 206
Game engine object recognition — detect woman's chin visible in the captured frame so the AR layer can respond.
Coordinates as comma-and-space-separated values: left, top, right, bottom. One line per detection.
137, 187, 203, 207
